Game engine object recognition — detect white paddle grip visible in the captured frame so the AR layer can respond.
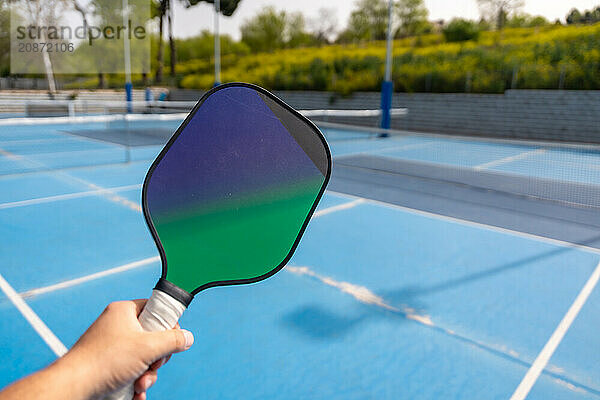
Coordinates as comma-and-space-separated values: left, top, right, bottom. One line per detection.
104, 290, 186, 400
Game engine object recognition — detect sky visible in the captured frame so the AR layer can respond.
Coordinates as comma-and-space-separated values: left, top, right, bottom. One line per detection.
171, 0, 600, 40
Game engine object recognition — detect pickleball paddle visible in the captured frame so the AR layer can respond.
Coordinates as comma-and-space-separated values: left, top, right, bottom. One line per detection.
108, 83, 331, 399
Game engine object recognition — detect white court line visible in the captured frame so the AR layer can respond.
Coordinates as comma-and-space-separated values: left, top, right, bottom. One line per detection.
286, 265, 433, 326
474, 148, 547, 170
65, 178, 142, 213
0, 137, 73, 146
0, 198, 361, 356
0, 148, 23, 161
14, 198, 360, 301
368, 141, 438, 155
335, 140, 437, 159
0, 184, 141, 210
510, 260, 600, 400
0, 273, 67, 357
327, 190, 600, 255
1, 147, 120, 158
20, 257, 160, 299
313, 199, 364, 217
0, 138, 70, 146
0, 137, 143, 212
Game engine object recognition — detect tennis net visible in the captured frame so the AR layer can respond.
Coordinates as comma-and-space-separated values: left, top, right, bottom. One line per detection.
330, 131, 600, 247
0, 99, 196, 118
0, 103, 408, 175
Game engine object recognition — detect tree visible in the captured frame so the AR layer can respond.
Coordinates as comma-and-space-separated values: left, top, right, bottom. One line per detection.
309, 8, 338, 44
70, 0, 107, 88
175, 30, 249, 62
337, 0, 388, 43
240, 7, 317, 52
181, 0, 241, 16
566, 7, 600, 25
286, 12, 316, 48
505, 13, 549, 28
566, 8, 582, 24
153, 0, 166, 83
167, 0, 175, 77
9, 0, 65, 93
0, 1, 10, 76
154, 0, 242, 82
395, 0, 431, 38
240, 7, 286, 52
442, 18, 480, 42
528, 15, 550, 27
477, 0, 524, 30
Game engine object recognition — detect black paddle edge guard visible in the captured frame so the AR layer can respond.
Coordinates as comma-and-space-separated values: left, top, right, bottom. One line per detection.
154, 278, 194, 307
142, 82, 332, 297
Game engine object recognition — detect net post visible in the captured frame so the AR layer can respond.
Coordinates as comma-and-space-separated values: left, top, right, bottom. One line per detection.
68, 101, 75, 118
122, 114, 131, 164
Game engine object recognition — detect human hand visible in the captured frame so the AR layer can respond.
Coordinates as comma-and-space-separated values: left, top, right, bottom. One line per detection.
61, 299, 193, 400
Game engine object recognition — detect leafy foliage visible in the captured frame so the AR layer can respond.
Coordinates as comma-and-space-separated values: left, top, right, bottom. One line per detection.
505, 13, 550, 28
337, 0, 389, 42
477, 0, 524, 30
443, 19, 480, 42
178, 24, 600, 94
0, 2, 9, 76
566, 7, 600, 25
395, 0, 431, 38
181, 0, 242, 17
240, 7, 319, 52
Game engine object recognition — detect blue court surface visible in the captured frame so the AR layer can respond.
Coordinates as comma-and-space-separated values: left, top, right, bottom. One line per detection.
1, 118, 600, 399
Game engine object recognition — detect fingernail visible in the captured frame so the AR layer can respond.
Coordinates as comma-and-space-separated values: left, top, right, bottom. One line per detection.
143, 376, 152, 391
183, 330, 194, 349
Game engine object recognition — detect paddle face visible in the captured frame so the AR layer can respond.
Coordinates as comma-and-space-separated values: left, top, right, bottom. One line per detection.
143, 83, 331, 295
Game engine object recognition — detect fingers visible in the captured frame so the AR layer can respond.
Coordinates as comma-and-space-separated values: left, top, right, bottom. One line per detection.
131, 299, 148, 316
145, 329, 194, 359
134, 392, 146, 400
149, 357, 165, 371
149, 353, 173, 371
134, 370, 157, 394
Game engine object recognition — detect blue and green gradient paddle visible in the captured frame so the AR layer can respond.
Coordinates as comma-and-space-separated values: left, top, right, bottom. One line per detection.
109, 83, 331, 399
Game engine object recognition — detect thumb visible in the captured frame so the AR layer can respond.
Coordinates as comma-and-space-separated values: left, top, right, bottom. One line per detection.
144, 329, 194, 360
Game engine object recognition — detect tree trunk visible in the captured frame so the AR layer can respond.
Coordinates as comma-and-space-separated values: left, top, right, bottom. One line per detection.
168, 0, 176, 77
496, 6, 507, 30
156, 12, 164, 83
98, 73, 106, 89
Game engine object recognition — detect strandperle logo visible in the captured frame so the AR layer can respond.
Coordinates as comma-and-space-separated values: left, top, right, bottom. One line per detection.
10, 0, 151, 74
15, 21, 147, 46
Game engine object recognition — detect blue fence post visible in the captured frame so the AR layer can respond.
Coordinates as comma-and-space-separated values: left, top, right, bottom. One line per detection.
125, 82, 133, 113
380, 80, 393, 135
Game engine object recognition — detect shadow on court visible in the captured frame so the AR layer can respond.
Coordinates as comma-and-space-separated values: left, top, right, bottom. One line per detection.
281, 233, 600, 339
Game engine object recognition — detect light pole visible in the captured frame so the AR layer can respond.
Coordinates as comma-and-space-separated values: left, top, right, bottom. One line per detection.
123, 0, 132, 112
380, 0, 394, 132
214, 0, 221, 86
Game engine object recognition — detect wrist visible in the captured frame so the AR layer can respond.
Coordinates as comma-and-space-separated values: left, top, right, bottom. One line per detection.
51, 350, 101, 400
